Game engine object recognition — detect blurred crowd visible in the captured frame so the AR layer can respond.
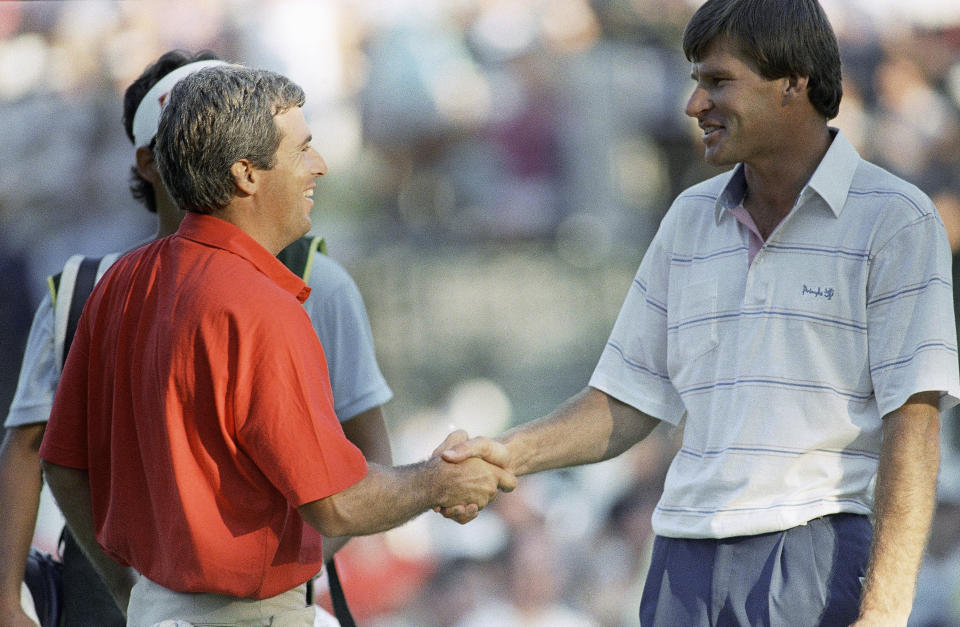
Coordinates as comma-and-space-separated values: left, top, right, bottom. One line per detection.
2, 1, 960, 625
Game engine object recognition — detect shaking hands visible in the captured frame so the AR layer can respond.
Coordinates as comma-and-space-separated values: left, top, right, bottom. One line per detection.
429, 430, 516, 524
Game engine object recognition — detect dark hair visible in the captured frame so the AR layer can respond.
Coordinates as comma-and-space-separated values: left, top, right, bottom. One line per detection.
682, 0, 842, 120
153, 65, 305, 214
122, 49, 221, 213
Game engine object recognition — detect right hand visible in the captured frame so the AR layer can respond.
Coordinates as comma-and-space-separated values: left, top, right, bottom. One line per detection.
429, 455, 516, 524
440, 436, 513, 472
434, 434, 517, 522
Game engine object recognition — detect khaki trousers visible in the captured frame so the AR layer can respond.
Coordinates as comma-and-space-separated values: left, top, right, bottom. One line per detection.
127, 575, 339, 627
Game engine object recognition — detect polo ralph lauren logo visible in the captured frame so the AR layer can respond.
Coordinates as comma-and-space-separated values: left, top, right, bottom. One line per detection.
802, 284, 835, 300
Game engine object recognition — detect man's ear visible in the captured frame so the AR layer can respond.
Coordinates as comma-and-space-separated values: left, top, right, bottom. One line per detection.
135, 146, 162, 185
231, 159, 257, 196
783, 74, 810, 104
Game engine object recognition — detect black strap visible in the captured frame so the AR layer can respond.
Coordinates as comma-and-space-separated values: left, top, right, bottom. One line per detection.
277, 235, 318, 278
59, 528, 125, 625
278, 237, 357, 626
326, 557, 356, 627
50, 272, 62, 300
63, 257, 101, 365
55, 258, 127, 625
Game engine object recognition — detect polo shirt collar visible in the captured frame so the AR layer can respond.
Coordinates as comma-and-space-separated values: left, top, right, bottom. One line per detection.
714, 167, 748, 224
714, 127, 861, 224
803, 128, 859, 218
175, 212, 311, 303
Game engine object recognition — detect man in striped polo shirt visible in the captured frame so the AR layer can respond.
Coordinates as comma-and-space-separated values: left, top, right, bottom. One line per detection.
440, 0, 960, 624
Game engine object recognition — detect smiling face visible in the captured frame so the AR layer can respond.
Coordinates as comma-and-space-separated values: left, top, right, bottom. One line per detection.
257, 107, 328, 247
685, 38, 789, 169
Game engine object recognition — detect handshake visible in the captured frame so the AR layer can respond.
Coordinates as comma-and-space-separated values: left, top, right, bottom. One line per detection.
426, 430, 516, 524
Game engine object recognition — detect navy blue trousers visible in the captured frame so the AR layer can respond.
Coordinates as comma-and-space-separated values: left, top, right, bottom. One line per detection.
639, 513, 871, 626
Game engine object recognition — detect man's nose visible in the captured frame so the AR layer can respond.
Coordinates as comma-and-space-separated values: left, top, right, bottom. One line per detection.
685, 86, 710, 119
313, 152, 328, 177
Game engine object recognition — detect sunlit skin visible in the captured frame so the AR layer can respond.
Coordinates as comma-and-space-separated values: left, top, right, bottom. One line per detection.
684, 37, 831, 239
249, 107, 328, 252
685, 38, 793, 170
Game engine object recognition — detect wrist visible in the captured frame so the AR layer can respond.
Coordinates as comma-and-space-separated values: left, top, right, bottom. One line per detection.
498, 432, 524, 475
415, 457, 445, 510
857, 594, 911, 627
854, 609, 909, 627
858, 571, 917, 626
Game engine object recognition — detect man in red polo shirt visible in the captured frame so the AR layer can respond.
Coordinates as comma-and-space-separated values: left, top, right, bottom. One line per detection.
38, 64, 515, 626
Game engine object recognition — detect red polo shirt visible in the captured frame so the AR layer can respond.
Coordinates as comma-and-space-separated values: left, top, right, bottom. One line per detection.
40, 213, 368, 599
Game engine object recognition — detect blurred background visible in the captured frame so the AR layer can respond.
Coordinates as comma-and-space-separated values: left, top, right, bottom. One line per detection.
2, 1, 960, 625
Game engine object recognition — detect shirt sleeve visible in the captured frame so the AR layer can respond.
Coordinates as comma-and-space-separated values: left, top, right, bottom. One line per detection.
236, 305, 368, 507
867, 209, 960, 416
5, 294, 59, 428
589, 226, 685, 424
303, 256, 392, 422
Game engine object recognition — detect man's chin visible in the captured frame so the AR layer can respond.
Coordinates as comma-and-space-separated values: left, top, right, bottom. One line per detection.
297, 220, 311, 240
299, 210, 313, 232
281, 219, 312, 249
703, 149, 736, 168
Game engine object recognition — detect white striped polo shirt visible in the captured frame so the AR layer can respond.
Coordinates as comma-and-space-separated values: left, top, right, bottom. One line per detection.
590, 129, 960, 539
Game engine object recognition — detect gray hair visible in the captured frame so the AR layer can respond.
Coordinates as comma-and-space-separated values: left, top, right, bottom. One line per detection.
154, 65, 306, 213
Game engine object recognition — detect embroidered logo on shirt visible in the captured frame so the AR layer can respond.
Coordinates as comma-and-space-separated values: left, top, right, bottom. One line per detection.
802, 284, 835, 300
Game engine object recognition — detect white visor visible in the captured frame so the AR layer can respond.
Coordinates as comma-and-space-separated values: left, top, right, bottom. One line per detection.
131, 59, 229, 148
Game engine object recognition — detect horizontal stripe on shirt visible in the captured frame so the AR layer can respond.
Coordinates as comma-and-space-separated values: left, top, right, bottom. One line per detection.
589, 129, 960, 539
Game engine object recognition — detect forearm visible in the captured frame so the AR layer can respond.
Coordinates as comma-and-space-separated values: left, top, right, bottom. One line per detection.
300, 456, 511, 538
0, 425, 45, 614
501, 386, 660, 476
40, 461, 137, 615
857, 392, 941, 625
300, 462, 443, 537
